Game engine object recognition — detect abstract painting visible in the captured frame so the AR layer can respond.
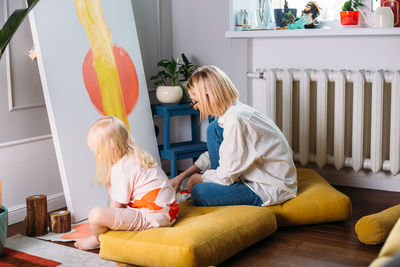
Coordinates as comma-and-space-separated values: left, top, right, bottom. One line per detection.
29, 0, 159, 222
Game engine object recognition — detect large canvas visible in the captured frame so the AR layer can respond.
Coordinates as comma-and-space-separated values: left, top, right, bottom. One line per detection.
28, 0, 159, 222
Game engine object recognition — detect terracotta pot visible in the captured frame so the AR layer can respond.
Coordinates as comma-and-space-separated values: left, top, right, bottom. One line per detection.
340, 11, 360, 25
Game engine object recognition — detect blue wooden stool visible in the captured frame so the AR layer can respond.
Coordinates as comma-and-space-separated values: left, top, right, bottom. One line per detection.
152, 104, 208, 178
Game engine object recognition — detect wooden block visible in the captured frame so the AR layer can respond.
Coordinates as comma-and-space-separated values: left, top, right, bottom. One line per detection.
25, 194, 48, 237
49, 210, 71, 233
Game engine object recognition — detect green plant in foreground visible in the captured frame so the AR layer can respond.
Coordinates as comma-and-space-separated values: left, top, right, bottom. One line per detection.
342, 0, 363, 11
0, 0, 40, 59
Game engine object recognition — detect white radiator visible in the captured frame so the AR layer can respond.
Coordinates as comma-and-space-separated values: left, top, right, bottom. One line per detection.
248, 69, 400, 175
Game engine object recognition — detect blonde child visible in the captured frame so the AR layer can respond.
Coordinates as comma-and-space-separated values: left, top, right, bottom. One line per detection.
170, 66, 297, 207
75, 116, 178, 250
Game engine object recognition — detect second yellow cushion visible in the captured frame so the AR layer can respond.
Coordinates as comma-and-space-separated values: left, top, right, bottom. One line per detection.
355, 204, 400, 245
267, 168, 352, 226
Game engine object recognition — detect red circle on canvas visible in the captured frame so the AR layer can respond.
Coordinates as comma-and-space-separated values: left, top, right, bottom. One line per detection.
82, 45, 139, 115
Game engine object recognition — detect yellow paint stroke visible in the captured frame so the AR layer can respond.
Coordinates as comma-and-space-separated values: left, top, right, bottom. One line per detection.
75, 0, 129, 128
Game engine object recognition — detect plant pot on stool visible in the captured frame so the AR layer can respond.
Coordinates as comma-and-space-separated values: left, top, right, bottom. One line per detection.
156, 86, 183, 105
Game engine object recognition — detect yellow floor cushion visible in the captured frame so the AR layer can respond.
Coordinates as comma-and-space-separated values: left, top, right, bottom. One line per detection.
370, 218, 400, 267
355, 204, 400, 245
99, 202, 277, 267
267, 168, 352, 226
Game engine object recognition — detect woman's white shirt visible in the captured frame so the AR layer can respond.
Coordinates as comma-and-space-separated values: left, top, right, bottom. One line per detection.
194, 102, 297, 206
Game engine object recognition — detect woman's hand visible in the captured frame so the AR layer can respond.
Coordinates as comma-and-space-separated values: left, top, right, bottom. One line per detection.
169, 164, 202, 191
187, 173, 203, 192
169, 173, 185, 191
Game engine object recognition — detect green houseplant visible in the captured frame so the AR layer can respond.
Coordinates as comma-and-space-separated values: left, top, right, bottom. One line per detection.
150, 57, 183, 105
0, 0, 40, 58
179, 53, 199, 103
340, 0, 363, 25
0, 0, 39, 256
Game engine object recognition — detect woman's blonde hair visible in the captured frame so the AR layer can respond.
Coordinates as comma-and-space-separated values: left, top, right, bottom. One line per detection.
87, 116, 156, 186
186, 65, 239, 118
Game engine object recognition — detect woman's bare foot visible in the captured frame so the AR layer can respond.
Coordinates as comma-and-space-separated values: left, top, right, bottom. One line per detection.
74, 235, 100, 250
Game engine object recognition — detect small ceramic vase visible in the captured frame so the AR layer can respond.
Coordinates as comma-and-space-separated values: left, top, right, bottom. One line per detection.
374, 7, 394, 27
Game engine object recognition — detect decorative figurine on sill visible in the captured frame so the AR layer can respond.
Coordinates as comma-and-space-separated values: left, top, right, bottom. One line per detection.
286, 1, 320, 29
286, 16, 306, 29
302, 1, 321, 28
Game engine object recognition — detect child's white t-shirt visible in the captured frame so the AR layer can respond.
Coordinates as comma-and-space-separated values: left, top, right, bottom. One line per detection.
110, 153, 178, 227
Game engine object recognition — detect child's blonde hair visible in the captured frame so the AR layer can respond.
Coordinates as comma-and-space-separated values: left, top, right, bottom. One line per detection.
186, 65, 239, 119
87, 116, 156, 186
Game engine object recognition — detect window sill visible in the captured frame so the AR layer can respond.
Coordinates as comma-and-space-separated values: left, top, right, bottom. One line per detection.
225, 27, 400, 38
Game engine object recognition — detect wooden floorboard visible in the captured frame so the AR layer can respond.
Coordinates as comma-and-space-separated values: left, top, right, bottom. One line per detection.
7, 185, 400, 266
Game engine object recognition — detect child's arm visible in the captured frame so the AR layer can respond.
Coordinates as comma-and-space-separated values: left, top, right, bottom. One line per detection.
106, 179, 112, 200
170, 164, 201, 191
107, 179, 127, 208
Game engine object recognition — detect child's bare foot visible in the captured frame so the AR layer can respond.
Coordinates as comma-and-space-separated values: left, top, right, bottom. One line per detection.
74, 236, 100, 250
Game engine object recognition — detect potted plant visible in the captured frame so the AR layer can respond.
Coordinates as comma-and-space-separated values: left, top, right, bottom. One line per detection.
178, 53, 199, 103
150, 57, 183, 105
340, 0, 363, 25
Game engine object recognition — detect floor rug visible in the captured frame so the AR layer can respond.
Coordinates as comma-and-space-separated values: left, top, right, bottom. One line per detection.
2, 234, 117, 266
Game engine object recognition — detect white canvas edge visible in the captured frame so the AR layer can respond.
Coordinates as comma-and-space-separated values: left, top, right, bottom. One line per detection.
28, 11, 76, 221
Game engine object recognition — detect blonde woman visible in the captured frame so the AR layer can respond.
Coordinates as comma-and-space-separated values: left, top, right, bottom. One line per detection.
170, 66, 297, 207
75, 116, 178, 250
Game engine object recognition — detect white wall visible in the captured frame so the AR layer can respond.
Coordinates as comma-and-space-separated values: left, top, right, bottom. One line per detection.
131, 0, 173, 89
171, 0, 247, 103
0, 0, 64, 224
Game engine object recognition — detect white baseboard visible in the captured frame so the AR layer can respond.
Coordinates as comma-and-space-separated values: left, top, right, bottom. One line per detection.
7, 192, 66, 225
304, 165, 400, 192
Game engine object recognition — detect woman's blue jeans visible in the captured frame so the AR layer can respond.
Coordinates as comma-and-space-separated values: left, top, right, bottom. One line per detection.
191, 119, 263, 206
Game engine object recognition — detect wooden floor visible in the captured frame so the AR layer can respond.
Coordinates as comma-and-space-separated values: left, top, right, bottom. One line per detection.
7, 185, 400, 267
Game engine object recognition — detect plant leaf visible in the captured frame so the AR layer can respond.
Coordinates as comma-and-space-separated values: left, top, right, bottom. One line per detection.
342, 1, 352, 11
0, 0, 40, 59
182, 53, 190, 65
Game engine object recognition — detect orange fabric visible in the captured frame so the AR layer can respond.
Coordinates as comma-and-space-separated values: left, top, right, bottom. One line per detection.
128, 188, 163, 210
61, 222, 93, 240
